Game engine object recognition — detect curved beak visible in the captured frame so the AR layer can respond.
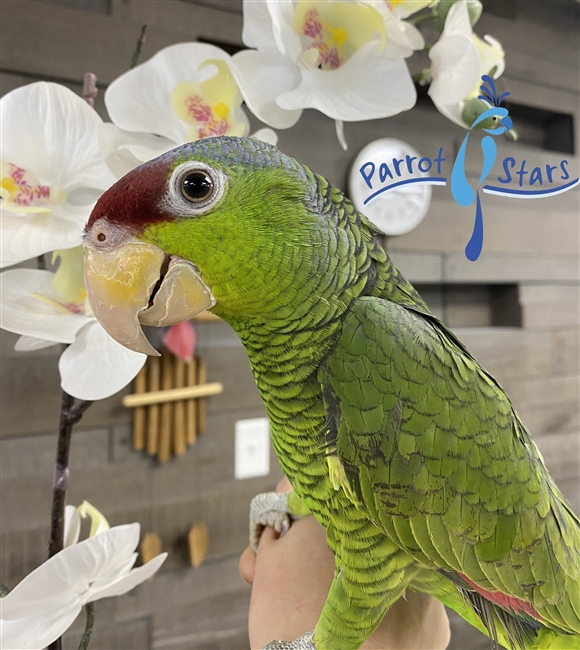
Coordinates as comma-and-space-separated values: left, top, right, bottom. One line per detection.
83, 240, 215, 356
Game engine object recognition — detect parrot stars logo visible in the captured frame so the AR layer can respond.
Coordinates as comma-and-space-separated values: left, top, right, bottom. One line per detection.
450, 75, 513, 261
358, 75, 579, 261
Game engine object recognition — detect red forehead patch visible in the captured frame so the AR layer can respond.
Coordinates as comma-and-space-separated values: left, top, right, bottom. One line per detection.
87, 157, 175, 232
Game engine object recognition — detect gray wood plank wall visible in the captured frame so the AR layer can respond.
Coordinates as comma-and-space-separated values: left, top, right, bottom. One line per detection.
1, 1, 578, 648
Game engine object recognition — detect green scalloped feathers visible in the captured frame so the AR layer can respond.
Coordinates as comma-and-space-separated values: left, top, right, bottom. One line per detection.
318, 297, 580, 649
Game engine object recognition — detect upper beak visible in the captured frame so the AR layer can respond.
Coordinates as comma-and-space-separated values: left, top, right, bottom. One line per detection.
83, 238, 215, 356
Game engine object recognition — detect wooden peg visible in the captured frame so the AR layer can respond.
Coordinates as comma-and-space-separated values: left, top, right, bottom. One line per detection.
196, 357, 207, 436
140, 532, 163, 566
132, 364, 147, 450
188, 523, 209, 567
146, 356, 161, 455
158, 350, 173, 463
122, 383, 223, 408
173, 357, 186, 456
186, 357, 197, 445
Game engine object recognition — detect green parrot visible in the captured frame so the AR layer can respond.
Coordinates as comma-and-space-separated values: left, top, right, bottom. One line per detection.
83, 136, 580, 650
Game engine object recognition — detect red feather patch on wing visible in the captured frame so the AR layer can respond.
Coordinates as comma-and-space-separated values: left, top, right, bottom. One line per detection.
458, 572, 544, 621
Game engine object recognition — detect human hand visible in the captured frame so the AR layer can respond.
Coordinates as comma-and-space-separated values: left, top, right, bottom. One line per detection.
239, 477, 450, 650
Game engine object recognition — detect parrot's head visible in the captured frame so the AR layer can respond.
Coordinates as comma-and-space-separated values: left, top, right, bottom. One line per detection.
84, 136, 350, 355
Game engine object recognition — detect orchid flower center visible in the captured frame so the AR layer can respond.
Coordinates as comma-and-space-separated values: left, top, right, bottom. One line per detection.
293, 0, 386, 71
31, 247, 87, 316
171, 59, 246, 141
0, 160, 65, 214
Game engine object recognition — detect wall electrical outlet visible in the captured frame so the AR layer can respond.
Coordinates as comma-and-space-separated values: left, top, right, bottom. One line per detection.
235, 418, 270, 479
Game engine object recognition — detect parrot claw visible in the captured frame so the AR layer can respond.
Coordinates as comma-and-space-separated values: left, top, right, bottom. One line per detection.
263, 630, 315, 650
249, 491, 296, 550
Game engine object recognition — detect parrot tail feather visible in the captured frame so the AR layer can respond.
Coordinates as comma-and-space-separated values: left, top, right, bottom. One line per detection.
460, 587, 540, 650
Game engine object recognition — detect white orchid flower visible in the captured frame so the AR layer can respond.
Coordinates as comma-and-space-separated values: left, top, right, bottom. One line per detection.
427, 0, 505, 128
384, 0, 439, 19
0, 247, 146, 400
0, 502, 166, 650
0, 82, 115, 268
103, 42, 277, 178
231, 0, 420, 143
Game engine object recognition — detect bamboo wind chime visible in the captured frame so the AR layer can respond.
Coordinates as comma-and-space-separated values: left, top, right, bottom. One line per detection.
123, 349, 223, 463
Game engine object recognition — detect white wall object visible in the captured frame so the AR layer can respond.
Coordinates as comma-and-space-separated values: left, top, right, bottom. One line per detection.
235, 418, 270, 479
349, 138, 433, 236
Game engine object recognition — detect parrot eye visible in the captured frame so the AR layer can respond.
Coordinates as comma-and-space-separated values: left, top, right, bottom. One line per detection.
168, 162, 225, 216
181, 171, 214, 203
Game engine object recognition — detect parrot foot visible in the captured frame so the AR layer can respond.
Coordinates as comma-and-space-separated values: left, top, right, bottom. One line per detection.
250, 491, 299, 551
263, 630, 315, 650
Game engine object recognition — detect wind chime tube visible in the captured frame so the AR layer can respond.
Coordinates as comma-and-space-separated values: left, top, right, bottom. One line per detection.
133, 364, 147, 450
146, 356, 161, 455
186, 358, 197, 445
197, 357, 207, 436
173, 357, 186, 456
158, 350, 173, 463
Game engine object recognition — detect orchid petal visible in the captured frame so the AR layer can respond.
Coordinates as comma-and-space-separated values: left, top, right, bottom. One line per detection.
435, 101, 470, 128
1, 525, 138, 621
474, 33, 505, 78
242, 0, 278, 50
98, 123, 174, 178
0, 269, 89, 343
83, 552, 167, 604
64, 506, 82, 548
86, 553, 138, 593
335, 120, 348, 151
231, 49, 302, 128
0, 211, 84, 268
295, 0, 390, 60
398, 19, 425, 51
14, 335, 60, 352
250, 128, 278, 145
0, 83, 114, 193
65, 524, 140, 586
386, 0, 438, 19
441, 0, 472, 38
1, 602, 82, 650
0, 523, 164, 650
51, 247, 86, 305
59, 321, 146, 400
77, 501, 110, 537
267, 0, 304, 62
428, 34, 480, 105
277, 42, 416, 121
105, 42, 238, 145
360, 1, 416, 57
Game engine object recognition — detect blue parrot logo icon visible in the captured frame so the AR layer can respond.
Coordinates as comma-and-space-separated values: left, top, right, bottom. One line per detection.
451, 75, 512, 261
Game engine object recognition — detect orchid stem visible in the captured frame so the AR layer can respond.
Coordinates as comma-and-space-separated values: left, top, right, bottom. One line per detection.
78, 603, 94, 650
130, 24, 148, 69
37, 254, 46, 270
82, 73, 98, 108
47, 390, 92, 650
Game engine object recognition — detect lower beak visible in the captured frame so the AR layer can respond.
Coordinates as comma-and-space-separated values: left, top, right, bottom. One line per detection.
83, 240, 215, 356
